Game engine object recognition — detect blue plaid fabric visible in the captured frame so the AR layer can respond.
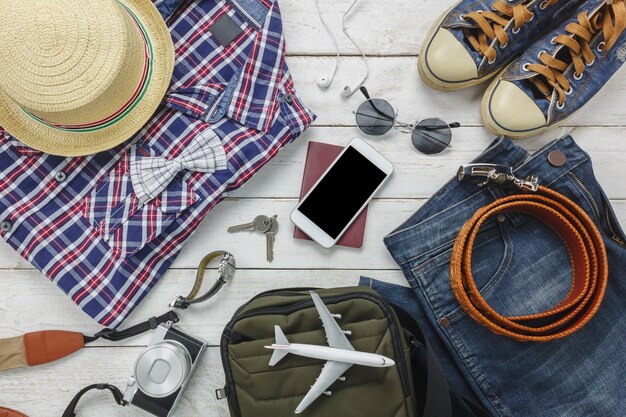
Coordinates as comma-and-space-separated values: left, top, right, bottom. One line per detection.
0, 0, 315, 327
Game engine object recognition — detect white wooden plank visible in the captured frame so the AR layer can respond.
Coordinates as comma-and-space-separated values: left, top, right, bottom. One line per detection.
1, 198, 625, 270
281, 0, 439, 55
233, 126, 626, 199
286, 56, 626, 126
0, 346, 230, 417
0, 270, 406, 344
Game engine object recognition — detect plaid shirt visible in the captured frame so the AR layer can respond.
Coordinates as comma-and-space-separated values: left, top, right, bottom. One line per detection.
0, 0, 315, 328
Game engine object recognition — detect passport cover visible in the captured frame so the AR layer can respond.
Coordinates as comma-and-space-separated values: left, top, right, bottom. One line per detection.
293, 141, 367, 248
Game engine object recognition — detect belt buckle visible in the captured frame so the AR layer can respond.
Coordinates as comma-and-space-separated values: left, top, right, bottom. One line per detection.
458, 164, 539, 192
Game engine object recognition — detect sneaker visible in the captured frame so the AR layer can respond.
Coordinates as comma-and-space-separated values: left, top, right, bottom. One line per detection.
418, 0, 583, 91
482, 0, 626, 137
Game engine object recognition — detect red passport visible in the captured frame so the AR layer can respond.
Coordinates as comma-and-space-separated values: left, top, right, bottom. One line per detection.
293, 141, 367, 248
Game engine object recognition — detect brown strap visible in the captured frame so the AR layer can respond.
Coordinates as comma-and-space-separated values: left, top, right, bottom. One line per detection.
0, 332, 84, 370
0, 312, 179, 372
0, 406, 29, 417
23, 331, 85, 366
450, 185, 608, 342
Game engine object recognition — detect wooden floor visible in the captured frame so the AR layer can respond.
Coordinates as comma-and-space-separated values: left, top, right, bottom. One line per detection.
2, 0, 626, 415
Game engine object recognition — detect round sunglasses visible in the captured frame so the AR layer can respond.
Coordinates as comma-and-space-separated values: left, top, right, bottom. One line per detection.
354, 87, 460, 155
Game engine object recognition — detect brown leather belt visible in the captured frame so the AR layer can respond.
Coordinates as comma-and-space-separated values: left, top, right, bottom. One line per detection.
450, 165, 608, 342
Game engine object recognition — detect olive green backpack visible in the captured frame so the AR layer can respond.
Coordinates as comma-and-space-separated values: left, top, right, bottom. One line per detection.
218, 287, 490, 417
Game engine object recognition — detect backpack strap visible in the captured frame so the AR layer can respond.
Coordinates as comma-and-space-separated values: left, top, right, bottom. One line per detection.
390, 303, 491, 417
390, 303, 452, 417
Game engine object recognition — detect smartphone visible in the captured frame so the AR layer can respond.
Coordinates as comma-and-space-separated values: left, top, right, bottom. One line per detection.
291, 138, 393, 248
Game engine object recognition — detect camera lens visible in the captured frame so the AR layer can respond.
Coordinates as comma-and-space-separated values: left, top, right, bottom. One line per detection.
134, 341, 192, 398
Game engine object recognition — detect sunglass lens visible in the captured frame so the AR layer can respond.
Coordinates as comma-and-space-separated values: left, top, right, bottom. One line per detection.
411, 118, 452, 155
355, 98, 395, 136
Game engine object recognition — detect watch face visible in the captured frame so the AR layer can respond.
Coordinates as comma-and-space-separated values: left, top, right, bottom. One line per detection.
134, 341, 191, 398
222, 255, 236, 281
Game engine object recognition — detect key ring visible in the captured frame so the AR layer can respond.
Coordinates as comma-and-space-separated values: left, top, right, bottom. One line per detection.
170, 251, 236, 309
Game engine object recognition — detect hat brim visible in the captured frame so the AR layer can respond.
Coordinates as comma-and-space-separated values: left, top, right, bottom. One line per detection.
0, 0, 174, 157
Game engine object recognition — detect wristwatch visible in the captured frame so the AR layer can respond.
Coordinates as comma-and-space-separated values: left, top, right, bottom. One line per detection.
170, 251, 236, 309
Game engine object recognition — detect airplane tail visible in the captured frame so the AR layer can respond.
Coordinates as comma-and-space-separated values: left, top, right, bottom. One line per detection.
267, 325, 290, 366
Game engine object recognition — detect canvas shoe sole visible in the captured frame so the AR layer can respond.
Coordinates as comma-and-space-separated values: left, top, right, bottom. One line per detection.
480, 66, 588, 138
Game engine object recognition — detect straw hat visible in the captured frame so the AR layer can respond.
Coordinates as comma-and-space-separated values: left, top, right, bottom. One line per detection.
0, 0, 174, 156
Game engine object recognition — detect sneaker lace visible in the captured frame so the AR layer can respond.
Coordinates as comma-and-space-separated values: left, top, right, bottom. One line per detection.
526, 0, 626, 107
463, 0, 559, 62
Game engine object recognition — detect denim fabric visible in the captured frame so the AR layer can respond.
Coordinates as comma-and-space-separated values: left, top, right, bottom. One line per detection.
153, 0, 184, 20
373, 136, 626, 417
359, 276, 484, 407
502, 0, 626, 126
439, 0, 582, 78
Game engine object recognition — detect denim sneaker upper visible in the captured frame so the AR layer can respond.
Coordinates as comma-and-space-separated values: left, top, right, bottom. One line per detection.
419, 0, 582, 88
484, 0, 626, 135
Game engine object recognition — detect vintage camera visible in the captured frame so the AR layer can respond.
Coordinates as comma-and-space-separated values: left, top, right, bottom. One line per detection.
123, 322, 207, 417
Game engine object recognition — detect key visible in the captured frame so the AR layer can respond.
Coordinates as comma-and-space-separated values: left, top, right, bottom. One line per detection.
228, 215, 271, 233
257, 214, 276, 233
265, 217, 279, 262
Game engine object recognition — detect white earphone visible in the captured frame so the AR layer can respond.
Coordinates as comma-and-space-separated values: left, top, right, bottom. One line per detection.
314, 0, 369, 96
340, 0, 369, 97
315, 0, 339, 89
316, 59, 338, 88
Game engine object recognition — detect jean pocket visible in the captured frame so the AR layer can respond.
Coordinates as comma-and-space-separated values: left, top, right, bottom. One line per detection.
83, 156, 197, 258
467, 213, 579, 320
411, 220, 514, 320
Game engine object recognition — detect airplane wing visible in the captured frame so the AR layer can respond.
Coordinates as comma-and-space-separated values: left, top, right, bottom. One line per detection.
295, 361, 353, 414
310, 291, 355, 351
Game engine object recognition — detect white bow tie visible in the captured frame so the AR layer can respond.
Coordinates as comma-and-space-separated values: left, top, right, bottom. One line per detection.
130, 130, 228, 205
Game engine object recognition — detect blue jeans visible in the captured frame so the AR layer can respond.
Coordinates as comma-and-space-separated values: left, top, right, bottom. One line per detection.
361, 136, 626, 417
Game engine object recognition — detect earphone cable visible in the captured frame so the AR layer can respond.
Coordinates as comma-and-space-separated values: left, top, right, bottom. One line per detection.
315, 0, 340, 72
342, 0, 369, 87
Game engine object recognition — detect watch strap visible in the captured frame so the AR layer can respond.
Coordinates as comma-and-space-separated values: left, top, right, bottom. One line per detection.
170, 251, 236, 309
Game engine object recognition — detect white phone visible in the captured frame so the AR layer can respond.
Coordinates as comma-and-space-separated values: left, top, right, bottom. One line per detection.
291, 138, 393, 248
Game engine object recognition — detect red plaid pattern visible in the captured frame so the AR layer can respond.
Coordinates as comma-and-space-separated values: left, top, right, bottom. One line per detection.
0, 0, 314, 327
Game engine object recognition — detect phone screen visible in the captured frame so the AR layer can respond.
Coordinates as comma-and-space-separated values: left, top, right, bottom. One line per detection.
298, 146, 388, 239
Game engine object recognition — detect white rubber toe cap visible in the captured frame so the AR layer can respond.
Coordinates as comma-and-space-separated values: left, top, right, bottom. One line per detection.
424, 28, 478, 82
487, 80, 546, 132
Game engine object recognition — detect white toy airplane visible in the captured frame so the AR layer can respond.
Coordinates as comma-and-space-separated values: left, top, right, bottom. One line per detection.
265, 291, 395, 414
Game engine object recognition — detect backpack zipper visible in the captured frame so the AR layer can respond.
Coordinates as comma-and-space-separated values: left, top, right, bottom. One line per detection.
230, 287, 318, 318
